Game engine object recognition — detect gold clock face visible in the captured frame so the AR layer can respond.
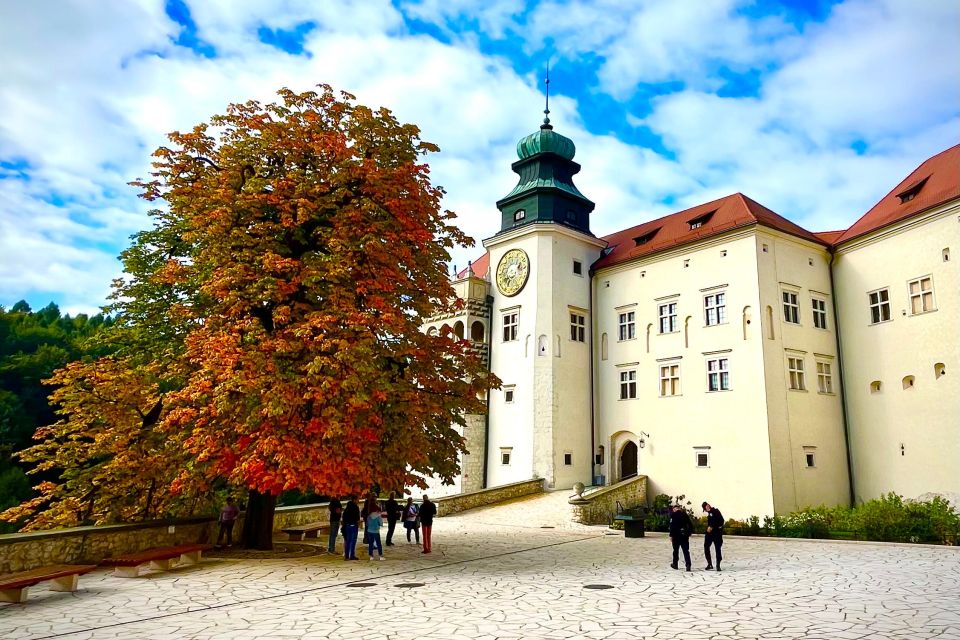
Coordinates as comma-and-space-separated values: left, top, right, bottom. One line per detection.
496, 248, 530, 297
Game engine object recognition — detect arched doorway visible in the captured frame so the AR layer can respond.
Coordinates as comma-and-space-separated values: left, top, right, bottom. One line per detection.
620, 441, 638, 480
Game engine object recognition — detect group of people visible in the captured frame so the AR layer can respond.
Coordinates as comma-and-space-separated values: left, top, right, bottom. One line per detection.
668, 501, 725, 572
327, 492, 437, 561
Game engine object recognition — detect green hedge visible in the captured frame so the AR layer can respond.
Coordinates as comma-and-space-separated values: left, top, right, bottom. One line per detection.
646, 493, 960, 545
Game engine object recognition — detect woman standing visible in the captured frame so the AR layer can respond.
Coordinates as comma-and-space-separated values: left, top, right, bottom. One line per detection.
402, 497, 420, 545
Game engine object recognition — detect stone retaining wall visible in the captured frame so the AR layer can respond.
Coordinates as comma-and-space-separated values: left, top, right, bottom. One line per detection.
569, 476, 648, 525
434, 478, 544, 516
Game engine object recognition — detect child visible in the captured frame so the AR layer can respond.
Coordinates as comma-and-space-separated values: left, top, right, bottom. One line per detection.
366, 503, 384, 561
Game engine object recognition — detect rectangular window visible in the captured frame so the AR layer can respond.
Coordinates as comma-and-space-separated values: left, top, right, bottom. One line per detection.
908, 276, 935, 314
787, 356, 806, 391
570, 313, 586, 342
573, 260, 582, 275
695, 448, 710, 468
816, 361, 833, 394
812, 298, 828, 330
706, 358, 730, 392
658, 302, 678, 333
563, 453, 573, 466
704, 292, 727, 326
782, 291, 800, 324
868, 288, 891, 324
619, 370, 637, 400
659, 363, 681, 397
618, 311, 636, 341
504, 388, 515, 403
805, 452, 816, 468
500, 448, 512, 465
502, 311, 518, 342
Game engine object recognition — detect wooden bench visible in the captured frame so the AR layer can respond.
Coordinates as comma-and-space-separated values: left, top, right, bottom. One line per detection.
613, 514, 646, 538
281, 522, 329, 541
0, 564, 97, 603
100, 543, 212, 578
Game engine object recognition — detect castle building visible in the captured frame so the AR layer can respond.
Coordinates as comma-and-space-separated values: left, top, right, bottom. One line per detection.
422, 118, 959, 518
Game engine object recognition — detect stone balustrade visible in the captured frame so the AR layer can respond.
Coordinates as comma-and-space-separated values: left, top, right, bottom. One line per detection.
568, 475, 648, 525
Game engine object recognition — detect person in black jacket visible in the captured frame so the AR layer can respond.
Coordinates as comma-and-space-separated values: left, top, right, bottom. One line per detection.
668, 504, 693, 571
385, 492, 401, 546
702, 501, 725, 571
418, 494, 437, 554
327, 497, 342, 554
341, 495, 361, 561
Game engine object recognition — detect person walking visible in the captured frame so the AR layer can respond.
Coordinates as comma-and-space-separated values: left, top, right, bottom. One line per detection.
669, 504, 693, 572
385, 492, 401, 546
419, 494, 437, 554
702, 501, 725, 571
216, 496, 240, 548
402, 497, 420, 545
327, 497, 342, 554
342, 495, 361, 561
366, 503, 384, 561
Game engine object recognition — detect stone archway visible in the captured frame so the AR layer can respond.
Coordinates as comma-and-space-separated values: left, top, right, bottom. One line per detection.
620, 441, 638, 480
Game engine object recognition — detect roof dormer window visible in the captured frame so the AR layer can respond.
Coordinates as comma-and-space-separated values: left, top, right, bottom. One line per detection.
634, 227, 661, 246
688, 210, 716, 230
896, 177, 929, 204
514, 209, 526, 221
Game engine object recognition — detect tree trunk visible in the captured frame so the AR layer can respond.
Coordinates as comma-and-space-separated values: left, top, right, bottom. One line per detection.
242, 490, 276, 550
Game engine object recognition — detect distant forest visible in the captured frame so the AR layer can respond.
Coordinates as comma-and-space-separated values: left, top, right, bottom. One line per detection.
0, 301, 114, 531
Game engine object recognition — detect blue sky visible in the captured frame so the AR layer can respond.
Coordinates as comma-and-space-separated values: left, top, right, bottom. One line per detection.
1, 0, 957, 314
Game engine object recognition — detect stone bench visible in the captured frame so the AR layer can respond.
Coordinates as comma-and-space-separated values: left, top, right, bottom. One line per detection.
281, 522, 329, 542
100, 543, 212, 578
613, 514, 646, 538
0, 564, 98, 603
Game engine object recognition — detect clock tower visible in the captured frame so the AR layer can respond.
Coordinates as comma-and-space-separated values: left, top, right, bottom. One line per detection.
484, 116, 606, 489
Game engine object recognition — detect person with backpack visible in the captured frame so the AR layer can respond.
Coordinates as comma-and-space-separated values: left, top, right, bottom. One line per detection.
402, 497, 420, 545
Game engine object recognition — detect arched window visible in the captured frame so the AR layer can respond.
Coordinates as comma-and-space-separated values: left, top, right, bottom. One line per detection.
601, 333, 608, 361
870, 380, 882, 393
646, 323, 652, 353
538, 334, 548, 356
440, 323, 452, 337
684, 316, 691, 349
742, 306, 752, 341
555, 334, 561, 357
902, 375, 915, 390
428, 326, 439, 336
935, 363, 946, 379
454, 321, 465, 340
470, 321, 485, 342
766, 306, 775, 340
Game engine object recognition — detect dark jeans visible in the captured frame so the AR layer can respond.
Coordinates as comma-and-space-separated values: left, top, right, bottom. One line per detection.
405, 522, 420, 543
367, 532, 383, 557
671, 536, 691, 568
217, 521, 235, 546
705, 532, 723, 566
328, 521, 339, 553
343, 524, 359, 559
386, 517, 398, 544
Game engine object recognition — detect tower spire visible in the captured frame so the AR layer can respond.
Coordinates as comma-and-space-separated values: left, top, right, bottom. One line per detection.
542, 62, 551, 128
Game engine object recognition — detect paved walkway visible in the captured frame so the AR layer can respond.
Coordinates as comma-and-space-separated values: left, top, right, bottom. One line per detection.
3, 492, 960, 639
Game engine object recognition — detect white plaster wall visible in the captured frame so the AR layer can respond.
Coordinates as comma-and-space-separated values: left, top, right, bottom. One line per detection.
755, 230, 851, 513
833, 203, 960, 503
593, 230, 776, 519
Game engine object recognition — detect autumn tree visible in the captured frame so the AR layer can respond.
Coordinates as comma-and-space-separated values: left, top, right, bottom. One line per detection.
4, 86, 494, 546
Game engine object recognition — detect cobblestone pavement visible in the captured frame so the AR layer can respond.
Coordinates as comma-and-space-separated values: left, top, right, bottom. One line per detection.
3, 492, 959, 639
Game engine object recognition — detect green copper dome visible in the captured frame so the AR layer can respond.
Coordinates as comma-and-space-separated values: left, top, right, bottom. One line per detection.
517, 124, 576, 161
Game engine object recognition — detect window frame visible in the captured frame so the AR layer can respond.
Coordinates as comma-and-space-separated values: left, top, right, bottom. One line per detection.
816, 360, 834, 394
502, 310, 519, 342
659, 363, 681, 397
787, 355, 806, 391
694, 448, 710, 468
782, 290, 800, 325
500, 448, 512, 465
706, 357, 730, 392
658, 302, 678, 334
618, 311, 636, 341
570, 312, 586, 342
868, 288, 891, 324
704, 292, 727, 327
572, 260, 583, 276
619, 369, 637, 400
811, 297, 828, 330
907, 276, 936, 315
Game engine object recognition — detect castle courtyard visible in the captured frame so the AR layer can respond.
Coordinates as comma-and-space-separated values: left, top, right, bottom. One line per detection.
2, 492, 959, 640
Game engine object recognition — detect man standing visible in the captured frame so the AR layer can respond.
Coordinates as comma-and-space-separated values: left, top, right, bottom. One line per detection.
668, 504, 693, 572
419, 494, 437, 554
385, 492, 401, 546
216, 497, 240, 548
702, 501, 725, 571
342, 495, 361, 561
327, 497, 342, 554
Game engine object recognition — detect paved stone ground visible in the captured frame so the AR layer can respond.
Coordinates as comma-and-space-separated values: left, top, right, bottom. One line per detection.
2, 491, 959, 639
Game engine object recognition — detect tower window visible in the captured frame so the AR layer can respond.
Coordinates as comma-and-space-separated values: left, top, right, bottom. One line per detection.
573, 260, 582, 275
694, 447, 710, 468
804, 449, 816, 468
564, 453, 573, 466
570, 313, 586, 342
514, 209, 526, 221
504, 388, 515, 403
501, 448, 512, 465
869, 288, 891, 324
502, 311, 519, 342
566, 210, 577, 222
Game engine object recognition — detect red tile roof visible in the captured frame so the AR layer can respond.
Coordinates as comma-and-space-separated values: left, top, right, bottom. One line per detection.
456, 252, 490, 279
813, 230, 844, 245
834, 144, 960, 245
592, 193, 825, 271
